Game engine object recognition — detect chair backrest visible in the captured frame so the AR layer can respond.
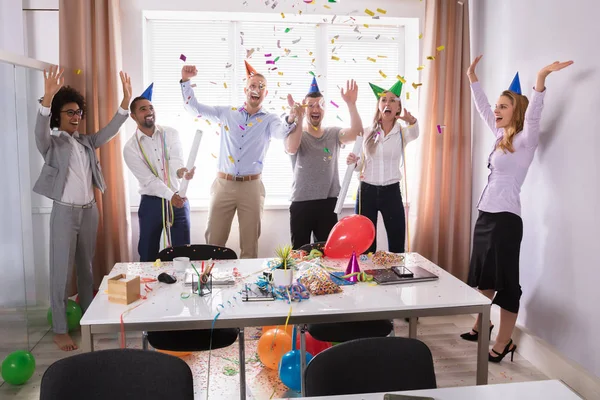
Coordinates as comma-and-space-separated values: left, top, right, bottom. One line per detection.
157, 244, 238, 261
40, 349, 194, 400
298, 241, 326, 253
304, 337, 436, 397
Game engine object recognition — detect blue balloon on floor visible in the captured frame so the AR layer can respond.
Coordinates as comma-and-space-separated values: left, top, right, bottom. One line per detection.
278, 349, 313, 392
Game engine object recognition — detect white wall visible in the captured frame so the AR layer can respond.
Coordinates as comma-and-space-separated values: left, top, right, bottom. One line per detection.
22, 0, 58, 306
0, 0, 28, 308
470, 0, 600, 379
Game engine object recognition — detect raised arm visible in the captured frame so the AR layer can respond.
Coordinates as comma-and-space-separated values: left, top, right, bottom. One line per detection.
521, 60, 573, 147
467, 55, 502, 137
88, 71, 131, 148
284, 94, 305, 155
397, 108, 419, 144
181, 65, 224, 121
35, 65, 64, 155
338, 80, 363, 144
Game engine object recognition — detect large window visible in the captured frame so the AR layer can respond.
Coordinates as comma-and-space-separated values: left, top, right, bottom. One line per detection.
146, 14, 413, 206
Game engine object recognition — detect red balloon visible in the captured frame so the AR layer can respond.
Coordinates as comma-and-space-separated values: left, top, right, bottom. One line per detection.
295, 332, 332, 356
324, 214, 376, 258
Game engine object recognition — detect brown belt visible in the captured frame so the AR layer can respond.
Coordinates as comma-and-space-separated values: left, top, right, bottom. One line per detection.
217, 172, 261, 182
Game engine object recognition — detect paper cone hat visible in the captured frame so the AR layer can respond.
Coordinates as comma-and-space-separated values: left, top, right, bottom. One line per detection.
308, 76, 321, 95
369, 80, 403, 99
245, 60, 258, 78
345, 251, 361, 283
140, 83, 154, 101
508, 72, 522, 95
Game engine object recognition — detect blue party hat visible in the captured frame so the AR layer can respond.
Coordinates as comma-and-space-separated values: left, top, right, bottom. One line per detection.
140, 83, 154, 101
308, 76, 321, 94
508, 73, 521, 95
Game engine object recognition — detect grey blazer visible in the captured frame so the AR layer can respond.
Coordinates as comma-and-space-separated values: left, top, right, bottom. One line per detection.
32, 109, 128, 201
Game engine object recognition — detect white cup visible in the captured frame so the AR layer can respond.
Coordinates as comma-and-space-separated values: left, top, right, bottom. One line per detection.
173, 257, 190, 272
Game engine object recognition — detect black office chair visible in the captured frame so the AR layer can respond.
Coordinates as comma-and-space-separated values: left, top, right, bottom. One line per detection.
304, 337, 437, 397
143, 244, 240, 352
40, 349, 194, 400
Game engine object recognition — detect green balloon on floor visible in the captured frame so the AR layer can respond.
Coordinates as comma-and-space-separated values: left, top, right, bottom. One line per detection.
1, 350, 36, 385
47, 299, 83, 332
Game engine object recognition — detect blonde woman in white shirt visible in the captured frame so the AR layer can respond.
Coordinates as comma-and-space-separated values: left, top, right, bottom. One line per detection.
347, 80, 419, 253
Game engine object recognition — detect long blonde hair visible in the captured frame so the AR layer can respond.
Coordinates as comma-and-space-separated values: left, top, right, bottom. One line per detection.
497, 90, 529, 153
364, 98, 402, 155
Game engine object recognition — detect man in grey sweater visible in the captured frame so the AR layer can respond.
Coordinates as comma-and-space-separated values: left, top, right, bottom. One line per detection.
284, 77, 362, 249
34, 65, 131, 351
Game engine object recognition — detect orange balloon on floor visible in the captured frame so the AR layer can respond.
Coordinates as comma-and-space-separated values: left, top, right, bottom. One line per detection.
156, 349, 192, 358
263, 325, 293, 336
257, 329, 292, 370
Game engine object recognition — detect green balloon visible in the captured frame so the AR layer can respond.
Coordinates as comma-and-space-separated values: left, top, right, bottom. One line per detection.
1, 350, 36, 385
47, 299, 83, 332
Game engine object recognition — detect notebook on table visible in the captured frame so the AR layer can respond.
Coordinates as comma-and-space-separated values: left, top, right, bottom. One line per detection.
365, 266, 438, 285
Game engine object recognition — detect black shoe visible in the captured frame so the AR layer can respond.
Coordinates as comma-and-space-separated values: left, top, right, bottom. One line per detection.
459, 324, 494, 342
489, 339, 517, 363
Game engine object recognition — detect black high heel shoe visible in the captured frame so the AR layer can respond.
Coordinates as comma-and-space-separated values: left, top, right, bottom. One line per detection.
460, 324, 494, 342
489, 339, 517, 363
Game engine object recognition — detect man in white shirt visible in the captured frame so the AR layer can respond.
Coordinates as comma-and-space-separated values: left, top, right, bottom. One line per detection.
33, 66, 131, 351
123, 89, 195, 262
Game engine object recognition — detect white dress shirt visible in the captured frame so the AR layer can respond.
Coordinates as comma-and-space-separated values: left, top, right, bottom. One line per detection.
358, 121, 419, 186
40, 105, 128, 205
123, 125, 185, 201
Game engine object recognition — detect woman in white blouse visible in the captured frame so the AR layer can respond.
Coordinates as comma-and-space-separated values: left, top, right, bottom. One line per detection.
347, 80, 419, 253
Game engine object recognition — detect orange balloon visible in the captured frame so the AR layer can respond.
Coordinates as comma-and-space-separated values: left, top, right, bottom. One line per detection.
156, 349, 192, 358
257, 329, 292, 370
263, 325, 293, 336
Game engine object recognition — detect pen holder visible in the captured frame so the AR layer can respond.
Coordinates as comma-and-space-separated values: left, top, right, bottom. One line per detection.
192, 273, 213, 297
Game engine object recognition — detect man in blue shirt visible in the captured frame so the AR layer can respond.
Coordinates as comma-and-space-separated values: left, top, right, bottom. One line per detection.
180, 61, 297, 258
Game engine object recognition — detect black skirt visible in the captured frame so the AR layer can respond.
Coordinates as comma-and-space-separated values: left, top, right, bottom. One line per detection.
468, 211, 523, 292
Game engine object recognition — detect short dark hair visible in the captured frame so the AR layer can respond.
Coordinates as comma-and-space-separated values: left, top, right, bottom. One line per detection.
130, 96, 150, 113
305, 92, 323, 99
47, 86, 86, 129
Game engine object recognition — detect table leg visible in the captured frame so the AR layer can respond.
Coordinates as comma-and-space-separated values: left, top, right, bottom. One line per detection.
238, 328, 247, 400
476, 305, 490, 385
409, 317, 418, 338
300, 324, 307, 396
80, 325, 94, 352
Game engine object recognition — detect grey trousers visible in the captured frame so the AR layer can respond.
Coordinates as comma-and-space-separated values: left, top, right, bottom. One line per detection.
49, 201, 98, 334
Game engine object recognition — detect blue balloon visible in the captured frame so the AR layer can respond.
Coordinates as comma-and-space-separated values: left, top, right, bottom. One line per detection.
278, 349, 313, 392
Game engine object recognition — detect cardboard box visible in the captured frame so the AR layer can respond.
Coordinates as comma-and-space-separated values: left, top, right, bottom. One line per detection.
107, 274, 140, 305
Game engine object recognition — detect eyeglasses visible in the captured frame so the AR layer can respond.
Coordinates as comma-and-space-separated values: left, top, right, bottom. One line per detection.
61, 109, 83, 117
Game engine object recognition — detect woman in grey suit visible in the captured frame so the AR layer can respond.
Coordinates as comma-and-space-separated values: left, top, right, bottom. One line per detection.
34, 66, 131, 351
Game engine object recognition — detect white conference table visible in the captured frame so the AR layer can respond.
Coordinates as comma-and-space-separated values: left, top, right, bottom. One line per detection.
80, 253, 491, 399
292, 380, 582, 400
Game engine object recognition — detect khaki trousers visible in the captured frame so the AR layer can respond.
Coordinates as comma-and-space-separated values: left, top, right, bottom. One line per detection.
205, 177, 265, 258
